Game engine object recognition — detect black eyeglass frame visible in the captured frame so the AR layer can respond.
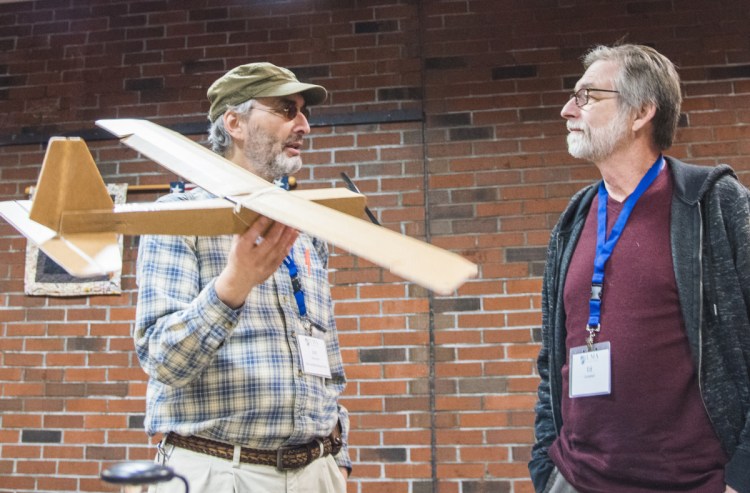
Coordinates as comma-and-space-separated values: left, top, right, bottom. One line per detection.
252, 100, 311, 121
571, 88, 620, 108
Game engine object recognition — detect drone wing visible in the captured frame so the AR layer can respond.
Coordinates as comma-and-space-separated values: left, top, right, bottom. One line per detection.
97, 119, 477, 294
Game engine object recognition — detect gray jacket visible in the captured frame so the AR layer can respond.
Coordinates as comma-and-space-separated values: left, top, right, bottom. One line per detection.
529, 157, 750, 493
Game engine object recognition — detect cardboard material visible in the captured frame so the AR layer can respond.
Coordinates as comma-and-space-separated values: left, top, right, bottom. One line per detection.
0, 200, 121, 277
59, 189, 367, 236
29, 137, 114, 231
0, 120, 478, 294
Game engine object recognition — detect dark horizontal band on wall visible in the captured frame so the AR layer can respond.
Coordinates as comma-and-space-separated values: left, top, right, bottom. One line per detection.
312, 108, 422, 127
0, 108, 423, 147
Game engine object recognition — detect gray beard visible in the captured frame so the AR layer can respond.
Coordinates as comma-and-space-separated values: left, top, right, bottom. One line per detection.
267, 153, 302, 181
567, 113, 630, 163
242, 125, 302, 181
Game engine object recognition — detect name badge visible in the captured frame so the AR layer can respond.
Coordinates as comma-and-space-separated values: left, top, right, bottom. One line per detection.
569, 342, 611, 398
297, 334, 332, 378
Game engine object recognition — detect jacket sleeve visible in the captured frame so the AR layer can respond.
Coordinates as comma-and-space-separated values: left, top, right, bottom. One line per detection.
529, 185, 594, 492
528, 231, 559, 493
715, 180, 750, 493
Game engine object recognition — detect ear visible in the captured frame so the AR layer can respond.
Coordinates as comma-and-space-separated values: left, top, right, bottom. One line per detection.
223, 110, 245, 141
631, 102, 656, 133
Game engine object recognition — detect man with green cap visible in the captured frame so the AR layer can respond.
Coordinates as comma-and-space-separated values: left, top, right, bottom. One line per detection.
133, 62, 351, 492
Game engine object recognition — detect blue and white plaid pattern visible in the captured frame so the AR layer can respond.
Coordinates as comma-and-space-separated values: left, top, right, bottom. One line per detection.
134, 188, 350, 469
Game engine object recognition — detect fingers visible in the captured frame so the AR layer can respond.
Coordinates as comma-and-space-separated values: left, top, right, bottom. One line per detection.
237, 217, 299, 270
246, 215, 272, 246
215, 217, 298, 308
262, 220, 298, 253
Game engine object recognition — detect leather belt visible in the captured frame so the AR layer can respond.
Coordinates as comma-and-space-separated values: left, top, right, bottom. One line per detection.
165, 429, 342, 471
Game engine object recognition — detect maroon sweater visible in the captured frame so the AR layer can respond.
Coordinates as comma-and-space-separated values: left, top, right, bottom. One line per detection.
549, 166, 727, 492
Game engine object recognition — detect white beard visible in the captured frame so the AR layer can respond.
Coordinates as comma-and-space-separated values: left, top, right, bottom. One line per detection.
567, 110, 631, 163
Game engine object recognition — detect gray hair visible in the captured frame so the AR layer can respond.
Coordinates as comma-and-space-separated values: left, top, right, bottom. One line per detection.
583, 44, 682, 150
207, 99, 255, 156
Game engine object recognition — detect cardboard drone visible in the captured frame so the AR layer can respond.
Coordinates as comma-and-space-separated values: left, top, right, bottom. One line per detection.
0, 119, 477, 295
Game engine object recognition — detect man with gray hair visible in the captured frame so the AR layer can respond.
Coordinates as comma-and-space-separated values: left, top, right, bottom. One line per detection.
134, 62, 350, 492
530, 44, 750, 492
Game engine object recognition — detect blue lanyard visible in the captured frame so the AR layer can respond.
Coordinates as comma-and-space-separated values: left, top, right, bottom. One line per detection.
275, 177, 307, 319
283, 249, 307, 318
586, 155, 664, 348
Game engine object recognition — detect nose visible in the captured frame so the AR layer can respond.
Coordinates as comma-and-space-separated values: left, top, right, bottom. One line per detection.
561, 96, 579, 120
293, 111, 311, 135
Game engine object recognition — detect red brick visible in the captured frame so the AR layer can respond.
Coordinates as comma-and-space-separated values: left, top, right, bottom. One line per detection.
3, 444, 42, 458
1, 2, 749, 491
43, 445, 85, 459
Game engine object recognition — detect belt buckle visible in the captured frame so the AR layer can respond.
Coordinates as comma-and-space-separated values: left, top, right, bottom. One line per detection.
276, 446, 295, 471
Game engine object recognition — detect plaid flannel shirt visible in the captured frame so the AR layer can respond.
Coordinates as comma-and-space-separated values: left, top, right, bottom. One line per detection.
134, 188, 351, 470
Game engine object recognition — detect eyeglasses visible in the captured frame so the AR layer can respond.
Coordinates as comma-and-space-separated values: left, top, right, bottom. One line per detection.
570, 88, 620, 108
252, 100, 310, 121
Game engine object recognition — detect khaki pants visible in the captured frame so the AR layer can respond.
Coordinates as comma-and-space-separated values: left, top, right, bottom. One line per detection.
152, 444, 347, 493
542, 467, 580, 493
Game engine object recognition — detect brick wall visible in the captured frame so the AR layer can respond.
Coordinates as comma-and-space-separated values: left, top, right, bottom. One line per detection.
1, 0, 749, 492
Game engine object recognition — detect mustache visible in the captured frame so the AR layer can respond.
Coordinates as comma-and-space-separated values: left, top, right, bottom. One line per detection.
566, 122, 586, 132
284, 135, 304, 147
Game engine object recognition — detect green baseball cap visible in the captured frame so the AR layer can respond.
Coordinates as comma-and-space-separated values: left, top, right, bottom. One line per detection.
207, 62, 327, 122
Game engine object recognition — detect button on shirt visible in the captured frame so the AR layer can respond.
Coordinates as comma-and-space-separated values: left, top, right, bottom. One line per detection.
134, 188, 351, 470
